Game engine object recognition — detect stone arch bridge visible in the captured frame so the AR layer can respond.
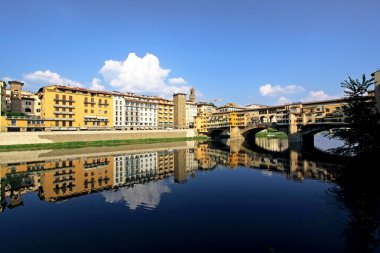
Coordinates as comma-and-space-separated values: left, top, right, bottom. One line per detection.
208, 122, 348, 146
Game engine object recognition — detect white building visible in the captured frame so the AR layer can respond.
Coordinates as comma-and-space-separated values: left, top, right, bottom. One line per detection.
113, 92, 158, 130
186, 101, 197, 128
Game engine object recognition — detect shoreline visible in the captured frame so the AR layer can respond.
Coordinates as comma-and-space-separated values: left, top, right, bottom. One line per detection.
0, 136, 208, 152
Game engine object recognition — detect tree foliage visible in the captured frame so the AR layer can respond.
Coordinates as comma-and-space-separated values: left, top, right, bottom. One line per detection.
330, 74, 380, 156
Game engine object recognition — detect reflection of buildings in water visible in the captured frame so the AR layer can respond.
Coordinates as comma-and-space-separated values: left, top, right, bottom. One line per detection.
195, 141, 338, 182
0, 142, 340, 213
195, 144, 217, 170
0, 148, 199, 212
255, 137, 289, 152
174, 150, 187, 183
39, 156, 114, 202
113, 152, 158, 187
186, 149, 198, 175
102, 181, 171, 210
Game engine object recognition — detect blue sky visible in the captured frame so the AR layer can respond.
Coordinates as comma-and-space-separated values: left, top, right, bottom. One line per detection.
1, 0, 379, 105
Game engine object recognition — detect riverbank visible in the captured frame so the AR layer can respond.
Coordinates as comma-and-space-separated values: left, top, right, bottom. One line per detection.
255, 128, 288, 139
0, 136, 207, 152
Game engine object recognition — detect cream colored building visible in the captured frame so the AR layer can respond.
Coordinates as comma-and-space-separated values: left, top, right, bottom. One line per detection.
217, 103, 244, 113
197, 102, 217, 114
186, 101, 197, 128
113, 92, 158, 130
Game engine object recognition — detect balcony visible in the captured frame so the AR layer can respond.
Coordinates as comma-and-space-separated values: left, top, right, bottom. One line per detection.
54, 99, 75, 103
54, 111, 75, 115
54, 104, 75, 109
84, 101, 96, 104
54, 118, 75, 121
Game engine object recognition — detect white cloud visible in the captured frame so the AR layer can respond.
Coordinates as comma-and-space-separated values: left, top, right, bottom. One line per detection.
168, 77, 188, 85
259, 84, 305, 97
23, 70, 83, 89
301, 90, 337, 102
1, 77, 13, 83
276, 96, 292, 105
99, 53, 191, 98
89, 78, 105, 91
102, 181, 171, 210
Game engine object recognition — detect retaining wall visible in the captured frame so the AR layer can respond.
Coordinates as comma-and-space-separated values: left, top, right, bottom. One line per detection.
0, 129, 196, 146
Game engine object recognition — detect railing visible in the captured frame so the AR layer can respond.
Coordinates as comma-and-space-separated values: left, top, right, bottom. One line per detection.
54, 111, 75, 115
54, 99, 75, 103
54, 104, 75, 109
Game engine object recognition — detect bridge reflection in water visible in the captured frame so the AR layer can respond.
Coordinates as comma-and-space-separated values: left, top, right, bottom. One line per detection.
0, 139, 342, 213
255, 137, 289, 152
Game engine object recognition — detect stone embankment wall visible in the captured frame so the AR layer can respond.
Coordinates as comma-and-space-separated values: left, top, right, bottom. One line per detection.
0, 129, 196, 146
0, 140, 197, 164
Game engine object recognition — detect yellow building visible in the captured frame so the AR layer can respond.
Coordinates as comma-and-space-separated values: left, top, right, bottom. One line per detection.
38, 85, 113, 130
195, 112, 211, 134
3, 116, 55, 132
156, 98, 173, 129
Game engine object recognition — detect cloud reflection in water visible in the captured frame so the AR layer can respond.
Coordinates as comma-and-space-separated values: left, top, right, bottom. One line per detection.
102, 182, 171, 210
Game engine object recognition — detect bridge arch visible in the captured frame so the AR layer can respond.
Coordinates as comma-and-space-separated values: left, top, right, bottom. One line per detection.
269, 115, 276, 123
259, 116, 268, 123
298, 124, 349, 148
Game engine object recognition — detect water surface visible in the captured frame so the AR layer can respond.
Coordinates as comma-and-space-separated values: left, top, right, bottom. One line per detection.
0, 139, 375, 252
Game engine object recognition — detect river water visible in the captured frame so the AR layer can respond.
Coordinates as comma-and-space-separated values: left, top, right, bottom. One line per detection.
0, 138, 378, 253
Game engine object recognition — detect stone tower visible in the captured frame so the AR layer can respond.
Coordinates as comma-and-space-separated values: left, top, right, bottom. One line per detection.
9, 81, 24, 113
173, 93, 186, 129
189, 87, 196, 103
0, 81, 6, 114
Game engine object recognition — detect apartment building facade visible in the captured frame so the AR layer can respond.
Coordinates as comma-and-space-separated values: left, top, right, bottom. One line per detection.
156, 98, 174, 129
38, 85, 113, 130
113, 92, 158, 130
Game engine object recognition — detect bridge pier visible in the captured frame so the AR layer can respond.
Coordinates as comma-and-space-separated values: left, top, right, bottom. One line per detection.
288, 112, 303, 143
229, 126, 244, 140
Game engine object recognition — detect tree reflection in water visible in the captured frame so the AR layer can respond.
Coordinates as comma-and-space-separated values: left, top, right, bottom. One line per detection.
331, 152, 380, 252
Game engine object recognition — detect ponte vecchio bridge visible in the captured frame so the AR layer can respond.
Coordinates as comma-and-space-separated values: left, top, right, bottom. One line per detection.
205, 95, 376, 145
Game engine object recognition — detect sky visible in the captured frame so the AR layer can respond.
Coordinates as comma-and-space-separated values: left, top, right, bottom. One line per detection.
1, 0, 379, 106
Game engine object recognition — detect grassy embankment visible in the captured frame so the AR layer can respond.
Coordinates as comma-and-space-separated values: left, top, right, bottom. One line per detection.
0, 136, 208, 152
255, 128, 288, 139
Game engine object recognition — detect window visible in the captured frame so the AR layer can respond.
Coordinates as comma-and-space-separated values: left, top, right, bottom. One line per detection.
69, 121, 72, 127
55, 121, 59, 127
62, 121, 66, 127
85, 109, 88, 113
91, 110, 94, 114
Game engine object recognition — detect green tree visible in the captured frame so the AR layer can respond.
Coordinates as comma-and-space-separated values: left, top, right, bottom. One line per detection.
330, 74, 380, 156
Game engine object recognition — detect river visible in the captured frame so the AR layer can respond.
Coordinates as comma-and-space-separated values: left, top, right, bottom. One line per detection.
0, 138, 378, 253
